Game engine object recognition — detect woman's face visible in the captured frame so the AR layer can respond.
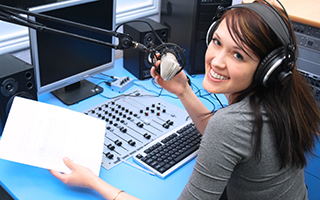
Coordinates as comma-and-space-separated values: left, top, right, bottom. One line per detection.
203, 19, 260, 102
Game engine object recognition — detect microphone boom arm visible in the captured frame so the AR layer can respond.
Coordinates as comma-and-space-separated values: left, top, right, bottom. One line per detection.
0, 4, 186, 81
0, 4, 134, 50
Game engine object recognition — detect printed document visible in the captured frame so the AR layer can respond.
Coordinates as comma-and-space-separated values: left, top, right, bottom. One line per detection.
0, 97, 106, 176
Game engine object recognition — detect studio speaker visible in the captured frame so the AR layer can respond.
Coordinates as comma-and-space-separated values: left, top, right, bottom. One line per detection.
124, 18, 168, 80
0, 54, 37, 135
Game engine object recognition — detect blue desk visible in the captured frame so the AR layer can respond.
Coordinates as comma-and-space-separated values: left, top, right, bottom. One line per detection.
0, 58, 319, 199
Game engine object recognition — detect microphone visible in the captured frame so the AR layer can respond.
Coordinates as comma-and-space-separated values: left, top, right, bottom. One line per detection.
159, 51, 180, 81
133, 41, 185, 81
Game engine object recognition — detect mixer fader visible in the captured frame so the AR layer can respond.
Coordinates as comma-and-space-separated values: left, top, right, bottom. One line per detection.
83, 89, 190, 170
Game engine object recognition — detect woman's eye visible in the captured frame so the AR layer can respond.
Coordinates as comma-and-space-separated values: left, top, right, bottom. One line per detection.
234, 52, 243, 60
212, 38, 221, 46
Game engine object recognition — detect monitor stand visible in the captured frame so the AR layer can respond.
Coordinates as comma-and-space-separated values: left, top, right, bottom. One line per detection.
51, 80, 103, 105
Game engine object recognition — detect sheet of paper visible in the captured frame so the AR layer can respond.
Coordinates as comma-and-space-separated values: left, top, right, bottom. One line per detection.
0, 97, 106, 176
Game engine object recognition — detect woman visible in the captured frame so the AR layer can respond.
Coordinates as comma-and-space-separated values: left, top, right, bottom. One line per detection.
50, 1, 320, 199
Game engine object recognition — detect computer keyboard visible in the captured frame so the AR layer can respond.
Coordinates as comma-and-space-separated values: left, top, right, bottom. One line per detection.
133, 121, 202, 179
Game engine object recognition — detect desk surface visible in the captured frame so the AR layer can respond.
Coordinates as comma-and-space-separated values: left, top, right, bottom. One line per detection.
243, 0, 320, 28
0, 58, 319, 200
0, 58, 227, 200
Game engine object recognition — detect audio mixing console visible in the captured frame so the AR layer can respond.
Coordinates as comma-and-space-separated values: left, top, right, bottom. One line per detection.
83, 89, 190, 170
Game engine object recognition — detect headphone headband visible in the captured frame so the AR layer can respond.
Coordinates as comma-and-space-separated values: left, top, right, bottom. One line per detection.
230, 3, 291, 46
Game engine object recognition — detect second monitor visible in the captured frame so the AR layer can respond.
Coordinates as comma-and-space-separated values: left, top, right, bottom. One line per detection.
29, 0, 115, 105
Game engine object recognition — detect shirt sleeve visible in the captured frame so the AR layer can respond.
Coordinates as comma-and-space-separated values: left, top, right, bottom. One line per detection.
178, 106, 254, 200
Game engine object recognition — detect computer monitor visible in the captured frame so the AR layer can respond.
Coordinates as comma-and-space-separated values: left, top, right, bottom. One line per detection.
28, 0, 115, 105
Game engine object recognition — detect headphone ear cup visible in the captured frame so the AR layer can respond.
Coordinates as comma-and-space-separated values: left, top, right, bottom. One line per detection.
254, 47, 286, 86
206, 20, 220, 46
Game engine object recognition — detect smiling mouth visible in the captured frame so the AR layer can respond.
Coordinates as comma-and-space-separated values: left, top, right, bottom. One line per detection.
210, 69, 229, 80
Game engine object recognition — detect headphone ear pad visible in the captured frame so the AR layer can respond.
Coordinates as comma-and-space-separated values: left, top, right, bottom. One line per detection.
206, 20, 220, 46
254, 47, 286, 86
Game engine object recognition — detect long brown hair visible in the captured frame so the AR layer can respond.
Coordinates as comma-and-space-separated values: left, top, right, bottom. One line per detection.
221, 1, 320, 168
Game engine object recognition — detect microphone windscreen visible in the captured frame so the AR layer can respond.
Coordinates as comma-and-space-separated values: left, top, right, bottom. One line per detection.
160, 52, 180, 81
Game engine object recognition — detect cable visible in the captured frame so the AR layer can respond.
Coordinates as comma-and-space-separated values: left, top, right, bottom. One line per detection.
94, 73, 226, 111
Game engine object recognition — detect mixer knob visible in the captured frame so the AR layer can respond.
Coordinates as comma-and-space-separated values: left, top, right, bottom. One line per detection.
128, 140, 136, 146
137, 122, 144, 128
115, 140, 122, 146
120, 127, 127, 133
163, 123, 170, 129
107, 144, 115, 150
143, 133, 151, 139
167, 120, 174, 126
104, 152, 114, 159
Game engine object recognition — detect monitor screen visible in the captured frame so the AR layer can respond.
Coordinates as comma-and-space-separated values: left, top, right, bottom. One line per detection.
0, 0, 57, 9
29, 0, 115, 105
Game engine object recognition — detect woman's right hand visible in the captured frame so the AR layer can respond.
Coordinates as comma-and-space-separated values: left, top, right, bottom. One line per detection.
49, 157, 97, 189
150, 54, 189, 97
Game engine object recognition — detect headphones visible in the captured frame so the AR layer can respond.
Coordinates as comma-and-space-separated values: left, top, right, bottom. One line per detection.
206, 1, 296, 87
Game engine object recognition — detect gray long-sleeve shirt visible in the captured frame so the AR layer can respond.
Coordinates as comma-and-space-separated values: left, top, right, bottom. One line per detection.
179, 97, 308, 200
